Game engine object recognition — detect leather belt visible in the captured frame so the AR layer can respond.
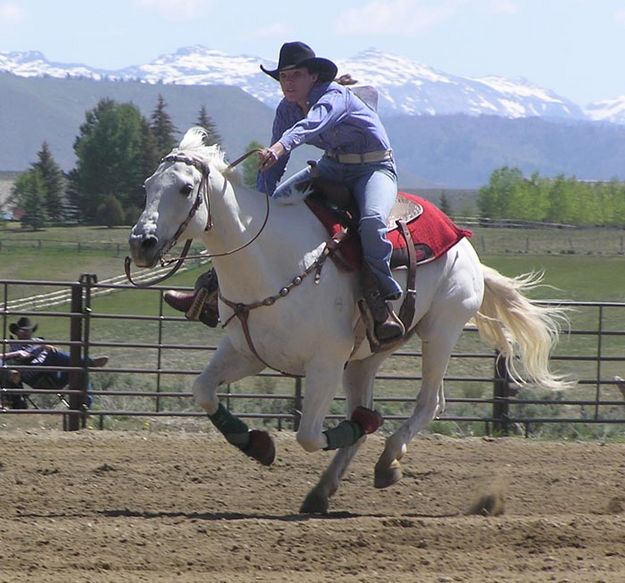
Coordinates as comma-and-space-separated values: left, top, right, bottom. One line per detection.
326, 149, 393, 164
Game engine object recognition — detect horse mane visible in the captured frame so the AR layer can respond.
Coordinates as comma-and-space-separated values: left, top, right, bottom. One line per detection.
172, 127, 239, 183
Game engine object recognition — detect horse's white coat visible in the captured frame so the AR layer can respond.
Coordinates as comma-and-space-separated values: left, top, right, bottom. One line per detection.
130, 128, 569, 509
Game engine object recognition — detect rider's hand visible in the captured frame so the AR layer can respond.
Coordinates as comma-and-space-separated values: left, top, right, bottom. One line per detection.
258, 143, 285, 171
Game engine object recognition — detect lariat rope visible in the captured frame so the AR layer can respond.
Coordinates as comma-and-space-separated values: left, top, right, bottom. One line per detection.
125, 148, 268, 287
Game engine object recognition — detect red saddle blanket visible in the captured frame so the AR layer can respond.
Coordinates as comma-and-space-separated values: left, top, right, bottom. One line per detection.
306, 192, 472, 271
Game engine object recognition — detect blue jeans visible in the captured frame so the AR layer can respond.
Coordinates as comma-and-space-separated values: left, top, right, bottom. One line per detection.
22, 350, 94, 408
274, 156, 402, 299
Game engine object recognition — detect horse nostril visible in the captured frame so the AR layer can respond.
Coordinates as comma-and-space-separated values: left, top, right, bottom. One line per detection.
141, 235, 158, 250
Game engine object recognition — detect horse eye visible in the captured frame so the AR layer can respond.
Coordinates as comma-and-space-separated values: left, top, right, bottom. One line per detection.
180, 184, 194, 196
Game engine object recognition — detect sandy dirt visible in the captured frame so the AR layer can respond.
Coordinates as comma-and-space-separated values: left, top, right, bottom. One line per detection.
1, 428, 625, 582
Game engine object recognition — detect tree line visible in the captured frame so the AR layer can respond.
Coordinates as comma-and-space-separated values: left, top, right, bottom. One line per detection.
7, 96, 261, 229
478, 167, 625, 226
8, 101, 625, 229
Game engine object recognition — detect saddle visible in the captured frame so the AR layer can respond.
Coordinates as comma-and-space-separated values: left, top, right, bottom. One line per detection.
305, 178, 471, 273
305, 177, 472, 351
165, 177, 472, 355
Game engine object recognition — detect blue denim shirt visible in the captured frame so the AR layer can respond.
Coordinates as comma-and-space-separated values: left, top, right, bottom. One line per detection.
8, 337, 48, 364
256, 81, 392, 194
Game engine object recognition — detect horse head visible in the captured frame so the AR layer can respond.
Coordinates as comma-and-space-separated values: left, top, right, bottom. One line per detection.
128, 127, 228, 268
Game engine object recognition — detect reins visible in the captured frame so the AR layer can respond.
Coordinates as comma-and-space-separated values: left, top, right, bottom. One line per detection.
125, 148, 268, 287
219, 230, 349, 377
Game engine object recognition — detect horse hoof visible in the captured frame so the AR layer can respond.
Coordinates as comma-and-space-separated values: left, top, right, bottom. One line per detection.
300, 489, 329, 515
374, 459, 403, 489
242, 430, 275, 466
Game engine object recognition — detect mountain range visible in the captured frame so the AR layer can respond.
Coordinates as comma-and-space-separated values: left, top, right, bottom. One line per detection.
2, 46, 624, 124
2, 46, 625, 188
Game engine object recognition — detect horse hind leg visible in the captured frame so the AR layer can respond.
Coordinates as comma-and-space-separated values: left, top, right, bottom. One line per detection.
300, 354, 386, 514
374, 313, 468, 489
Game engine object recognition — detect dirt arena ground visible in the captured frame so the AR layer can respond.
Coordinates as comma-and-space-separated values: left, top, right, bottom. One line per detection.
1, 428, 625, 583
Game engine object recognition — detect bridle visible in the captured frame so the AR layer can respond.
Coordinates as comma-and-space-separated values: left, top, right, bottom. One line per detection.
126, 148, 351, 377
125, 149, 268, 287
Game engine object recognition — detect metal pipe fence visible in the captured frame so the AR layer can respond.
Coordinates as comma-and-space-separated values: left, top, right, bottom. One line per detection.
2, 277, 625, 437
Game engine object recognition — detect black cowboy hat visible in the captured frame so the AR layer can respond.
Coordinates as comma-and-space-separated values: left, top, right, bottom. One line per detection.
260, 41, 338, 82
9, 316, 38, 335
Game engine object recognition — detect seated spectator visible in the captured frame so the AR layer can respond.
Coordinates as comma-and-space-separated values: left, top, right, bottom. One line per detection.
2, 317, 108, 407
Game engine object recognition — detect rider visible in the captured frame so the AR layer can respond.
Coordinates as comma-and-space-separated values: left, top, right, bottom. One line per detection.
165, 41, 404, 342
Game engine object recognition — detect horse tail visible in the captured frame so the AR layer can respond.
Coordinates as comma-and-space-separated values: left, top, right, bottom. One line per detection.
472, 265, 572, 391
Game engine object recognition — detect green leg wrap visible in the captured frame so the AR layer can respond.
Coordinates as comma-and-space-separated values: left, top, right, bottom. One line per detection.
323, 420, 364, 451
208, 403, 250, 449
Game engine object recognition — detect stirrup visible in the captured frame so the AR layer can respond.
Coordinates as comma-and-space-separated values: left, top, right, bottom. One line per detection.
359, 298, 405, 350
374, 306, 405, 343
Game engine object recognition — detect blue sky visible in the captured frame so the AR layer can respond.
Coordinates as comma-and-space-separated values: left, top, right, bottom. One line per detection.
0, 0, 623, 105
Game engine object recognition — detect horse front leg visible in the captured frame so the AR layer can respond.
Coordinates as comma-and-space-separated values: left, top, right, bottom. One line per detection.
300, 354, 386, 515
193, 336, 273, 465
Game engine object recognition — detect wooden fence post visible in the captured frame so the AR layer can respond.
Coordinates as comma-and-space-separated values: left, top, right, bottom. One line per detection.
67, 284, 84, 431
492, 350, 511, 436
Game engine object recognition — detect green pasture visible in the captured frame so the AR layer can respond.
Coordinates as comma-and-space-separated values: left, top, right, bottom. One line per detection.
2, 223, 625, 299
2, 223, 625, 437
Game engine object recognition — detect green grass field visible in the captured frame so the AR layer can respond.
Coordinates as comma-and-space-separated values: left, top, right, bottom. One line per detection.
2, 221, 625, 289
2, 223, 625, 436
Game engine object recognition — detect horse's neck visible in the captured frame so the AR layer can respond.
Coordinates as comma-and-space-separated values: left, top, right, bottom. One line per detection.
202, 180, 326, 301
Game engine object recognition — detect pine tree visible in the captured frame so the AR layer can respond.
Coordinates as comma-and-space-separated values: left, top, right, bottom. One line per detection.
197, 105, 222, 147
150, 94, 177, 156
10, 171, 49, 230
240, 140, 263, 188
141, 118, 161, 183
32, 142, 66, 223
197, 104, 210, 129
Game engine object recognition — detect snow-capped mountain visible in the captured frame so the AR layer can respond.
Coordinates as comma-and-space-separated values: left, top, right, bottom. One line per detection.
585, 96, 625, 124
0, 46, 619, 123
117, 46, 586, 119
334, 49, 583, 119
118, 46, 280, 106
0, 50, 108, 80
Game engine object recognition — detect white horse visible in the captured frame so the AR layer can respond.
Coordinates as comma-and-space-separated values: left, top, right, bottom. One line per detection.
129, 127, 568, 513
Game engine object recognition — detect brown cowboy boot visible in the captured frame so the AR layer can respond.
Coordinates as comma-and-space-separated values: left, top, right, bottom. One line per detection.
163, 268, 220, 327
361, 267, 405, 344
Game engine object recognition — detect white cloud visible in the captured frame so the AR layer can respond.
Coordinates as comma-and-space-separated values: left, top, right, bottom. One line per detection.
336, 0, 458, 36
336, 0, 522, 36
615, 9, 625, 25
133, 0, 214, 21
0, 2, 24, 25
249, 22, 293, 40
489, 0, 519, 15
